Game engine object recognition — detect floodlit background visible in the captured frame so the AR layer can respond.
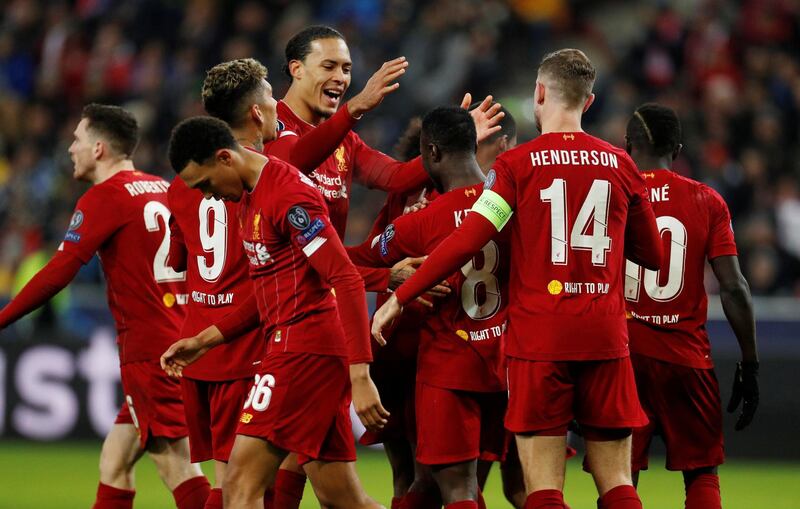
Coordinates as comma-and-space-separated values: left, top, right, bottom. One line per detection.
0, 0, 798, 507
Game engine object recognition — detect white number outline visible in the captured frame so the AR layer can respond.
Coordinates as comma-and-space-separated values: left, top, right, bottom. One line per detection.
243, 374, 276, 412
143, 201, 186, 283
624, 215, 687, 302
197, 199, 228, 283
460, 240, 501, 320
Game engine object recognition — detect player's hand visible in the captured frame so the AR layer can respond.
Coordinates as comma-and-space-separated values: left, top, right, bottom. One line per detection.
461, 93, 504, 143
350, 363, 390, 431
348, 57, 408, 117
727, 360, 759, 430
160, 325, 224, 378
371, 294, 403, 346
403, 191, 430, 215
389, 257, 449, 308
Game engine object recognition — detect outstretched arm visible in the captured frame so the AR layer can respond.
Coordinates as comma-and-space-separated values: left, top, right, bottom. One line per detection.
0, 250, 83, 328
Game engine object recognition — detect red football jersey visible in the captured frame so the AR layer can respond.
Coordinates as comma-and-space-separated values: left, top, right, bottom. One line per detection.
264, 100, 428, 238
239, 157, 353, 358
167, 178, 264, 380
59, 170, 187, 364
372, 183, 508, 392
488, 132, 655, 361
625, 170, 737, 368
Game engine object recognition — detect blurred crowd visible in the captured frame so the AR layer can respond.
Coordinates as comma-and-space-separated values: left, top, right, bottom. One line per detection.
0, 0, 798, 335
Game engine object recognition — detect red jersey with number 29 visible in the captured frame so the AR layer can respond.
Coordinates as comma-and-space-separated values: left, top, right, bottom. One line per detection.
372, 183, 508, 392
167, 178, 264, 380
486, 132, 655, 361
59, 170, 187, 364
625, 170, 737, 369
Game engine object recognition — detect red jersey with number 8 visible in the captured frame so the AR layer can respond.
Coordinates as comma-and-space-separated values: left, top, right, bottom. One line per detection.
625, 170, 737, 368
59, 170, 187, 364
487, 132, 655, 361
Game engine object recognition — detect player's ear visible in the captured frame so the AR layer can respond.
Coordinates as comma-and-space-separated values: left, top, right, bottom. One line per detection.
673, 143, 683, 161
288, 60, 303, 81
624, 135, 632, 155
430, 143, 442, 163
535, 82, 546, 105
251, 104, 263, 126
215, 148, 234, 166
498, 135, 508, 153
92, 140, 104, 161
582, 93, 596, 113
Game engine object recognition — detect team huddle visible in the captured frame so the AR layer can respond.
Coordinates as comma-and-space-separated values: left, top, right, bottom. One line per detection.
0, 24, 760, 509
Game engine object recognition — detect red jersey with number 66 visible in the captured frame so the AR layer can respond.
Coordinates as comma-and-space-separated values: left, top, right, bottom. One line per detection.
59, 170, 187, 364
370, 183, 508, 392
625, 170, 737, 369
484, 132, 657, 361
167, 178, 264, 380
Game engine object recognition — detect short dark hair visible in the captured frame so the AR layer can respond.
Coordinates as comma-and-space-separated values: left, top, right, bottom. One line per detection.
538, 49, 596, 109
168, 116, 237, 174
202, 58, 268, 127
283, 25, 345, 80
393, 117, 422, 162
626, 103, 682, 157
469, 102, 516, 143
81, 103, 139, 157
422, 106, 477, 155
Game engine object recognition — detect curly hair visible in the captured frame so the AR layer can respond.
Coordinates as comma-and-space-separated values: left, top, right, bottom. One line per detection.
168, 116, 237, 174
202, 58, 268, 127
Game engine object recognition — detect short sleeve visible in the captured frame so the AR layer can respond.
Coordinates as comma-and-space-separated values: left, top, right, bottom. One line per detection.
705, 187, 738, 259
59, 188, 124, 264
273, 171, 336, 258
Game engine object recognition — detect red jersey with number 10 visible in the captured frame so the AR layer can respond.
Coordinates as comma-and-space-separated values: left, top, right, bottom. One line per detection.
167, 178, 264, 380
373, 183, 508, 392
488, 132, 655, 361
59, 170, 187, 364
625, 170, 737, 369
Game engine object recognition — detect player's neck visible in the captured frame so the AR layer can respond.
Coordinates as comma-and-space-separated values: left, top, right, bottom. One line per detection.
92, 159, 135, 185
441, 157, 485, 192
240, 148, 269, 191
636, 156, 671, 172
233, 125, 264, 153
283, 89, 325, 126
540, 111, 583, 135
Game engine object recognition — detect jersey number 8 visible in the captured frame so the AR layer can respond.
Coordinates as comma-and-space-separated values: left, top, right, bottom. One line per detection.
460, 240, 501, 320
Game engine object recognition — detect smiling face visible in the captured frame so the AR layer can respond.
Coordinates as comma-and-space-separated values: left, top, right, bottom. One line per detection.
290, 37, 352, 119
179, 149, 245, 202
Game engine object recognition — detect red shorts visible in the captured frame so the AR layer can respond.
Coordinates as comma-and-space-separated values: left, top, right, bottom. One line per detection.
237, 351, 356, 464
415, 382, 508, 465
116, 360, 188, 448
506, 356, 647, 434
631, 353, 724, 471
181, 376, 253, 463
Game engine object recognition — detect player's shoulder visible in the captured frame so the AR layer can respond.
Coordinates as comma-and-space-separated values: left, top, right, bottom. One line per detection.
260, 157, 321, 205
275, 101, 307, 138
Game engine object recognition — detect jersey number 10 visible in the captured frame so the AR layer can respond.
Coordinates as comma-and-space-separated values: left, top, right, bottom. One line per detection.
625, 216, 687, 302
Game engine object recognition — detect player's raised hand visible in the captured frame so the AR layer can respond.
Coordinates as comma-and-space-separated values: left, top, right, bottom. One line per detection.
727, 360, 759, 430
350, 363, 390, 431
403, 190, 430, 215
389, 257, 450, 308
160, 325, 224, 378
347, 57, 409, 117
371, 294, 403, 346
462, 93, 505, 143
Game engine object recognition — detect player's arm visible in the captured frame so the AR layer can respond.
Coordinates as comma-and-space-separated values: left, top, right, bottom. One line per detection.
167, 214, 188, 272
266, 57, 408, 173
160, 291, 260, 377
624, 186, 662, 271
0, 250, 83, 328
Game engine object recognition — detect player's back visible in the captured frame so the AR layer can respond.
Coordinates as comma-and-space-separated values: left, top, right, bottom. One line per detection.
491, 132, 649, 361
385, 183, 509, 391
168, 178, 263, 380
625, 170, 737, 368
64, 170, 187, 364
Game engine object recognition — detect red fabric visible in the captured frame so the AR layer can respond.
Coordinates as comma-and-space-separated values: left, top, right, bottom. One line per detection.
631, 353, 723, 472
373, 184, 508, 392
392, 497, 403, 509
399, 489, 443, 509
505, 357, 647, 434
263, 487, 274, 509
204, 488, 223, 509
92, 482, 135, 509
599, 485, 641, 509
0, 250, 82, 328
273, 469, 307, 509
121, 360, 188, 448
685, 473, 721, 509
266, 102, 357, 173
445, 502, 478, 509
167, 177, 263, 380
215, 292, 260, 341
173, 476, 211, 509
239, 158, 371, 363
477, 489, 486, 509
62, 170, 187, 363
415, 382, 507, 465
237, 351, 355, 463
524, 489, 565, 509
626, 169, 738, 368
265, 101, 429, 238
180, 377, 253, 463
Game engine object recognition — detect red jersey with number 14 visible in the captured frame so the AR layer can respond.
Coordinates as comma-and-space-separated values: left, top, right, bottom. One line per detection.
372, 183, 508, 392
167, 178, 264, 380
625, 170, 737, 369
487, 132, 655, 361
59, 170, 187, 364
